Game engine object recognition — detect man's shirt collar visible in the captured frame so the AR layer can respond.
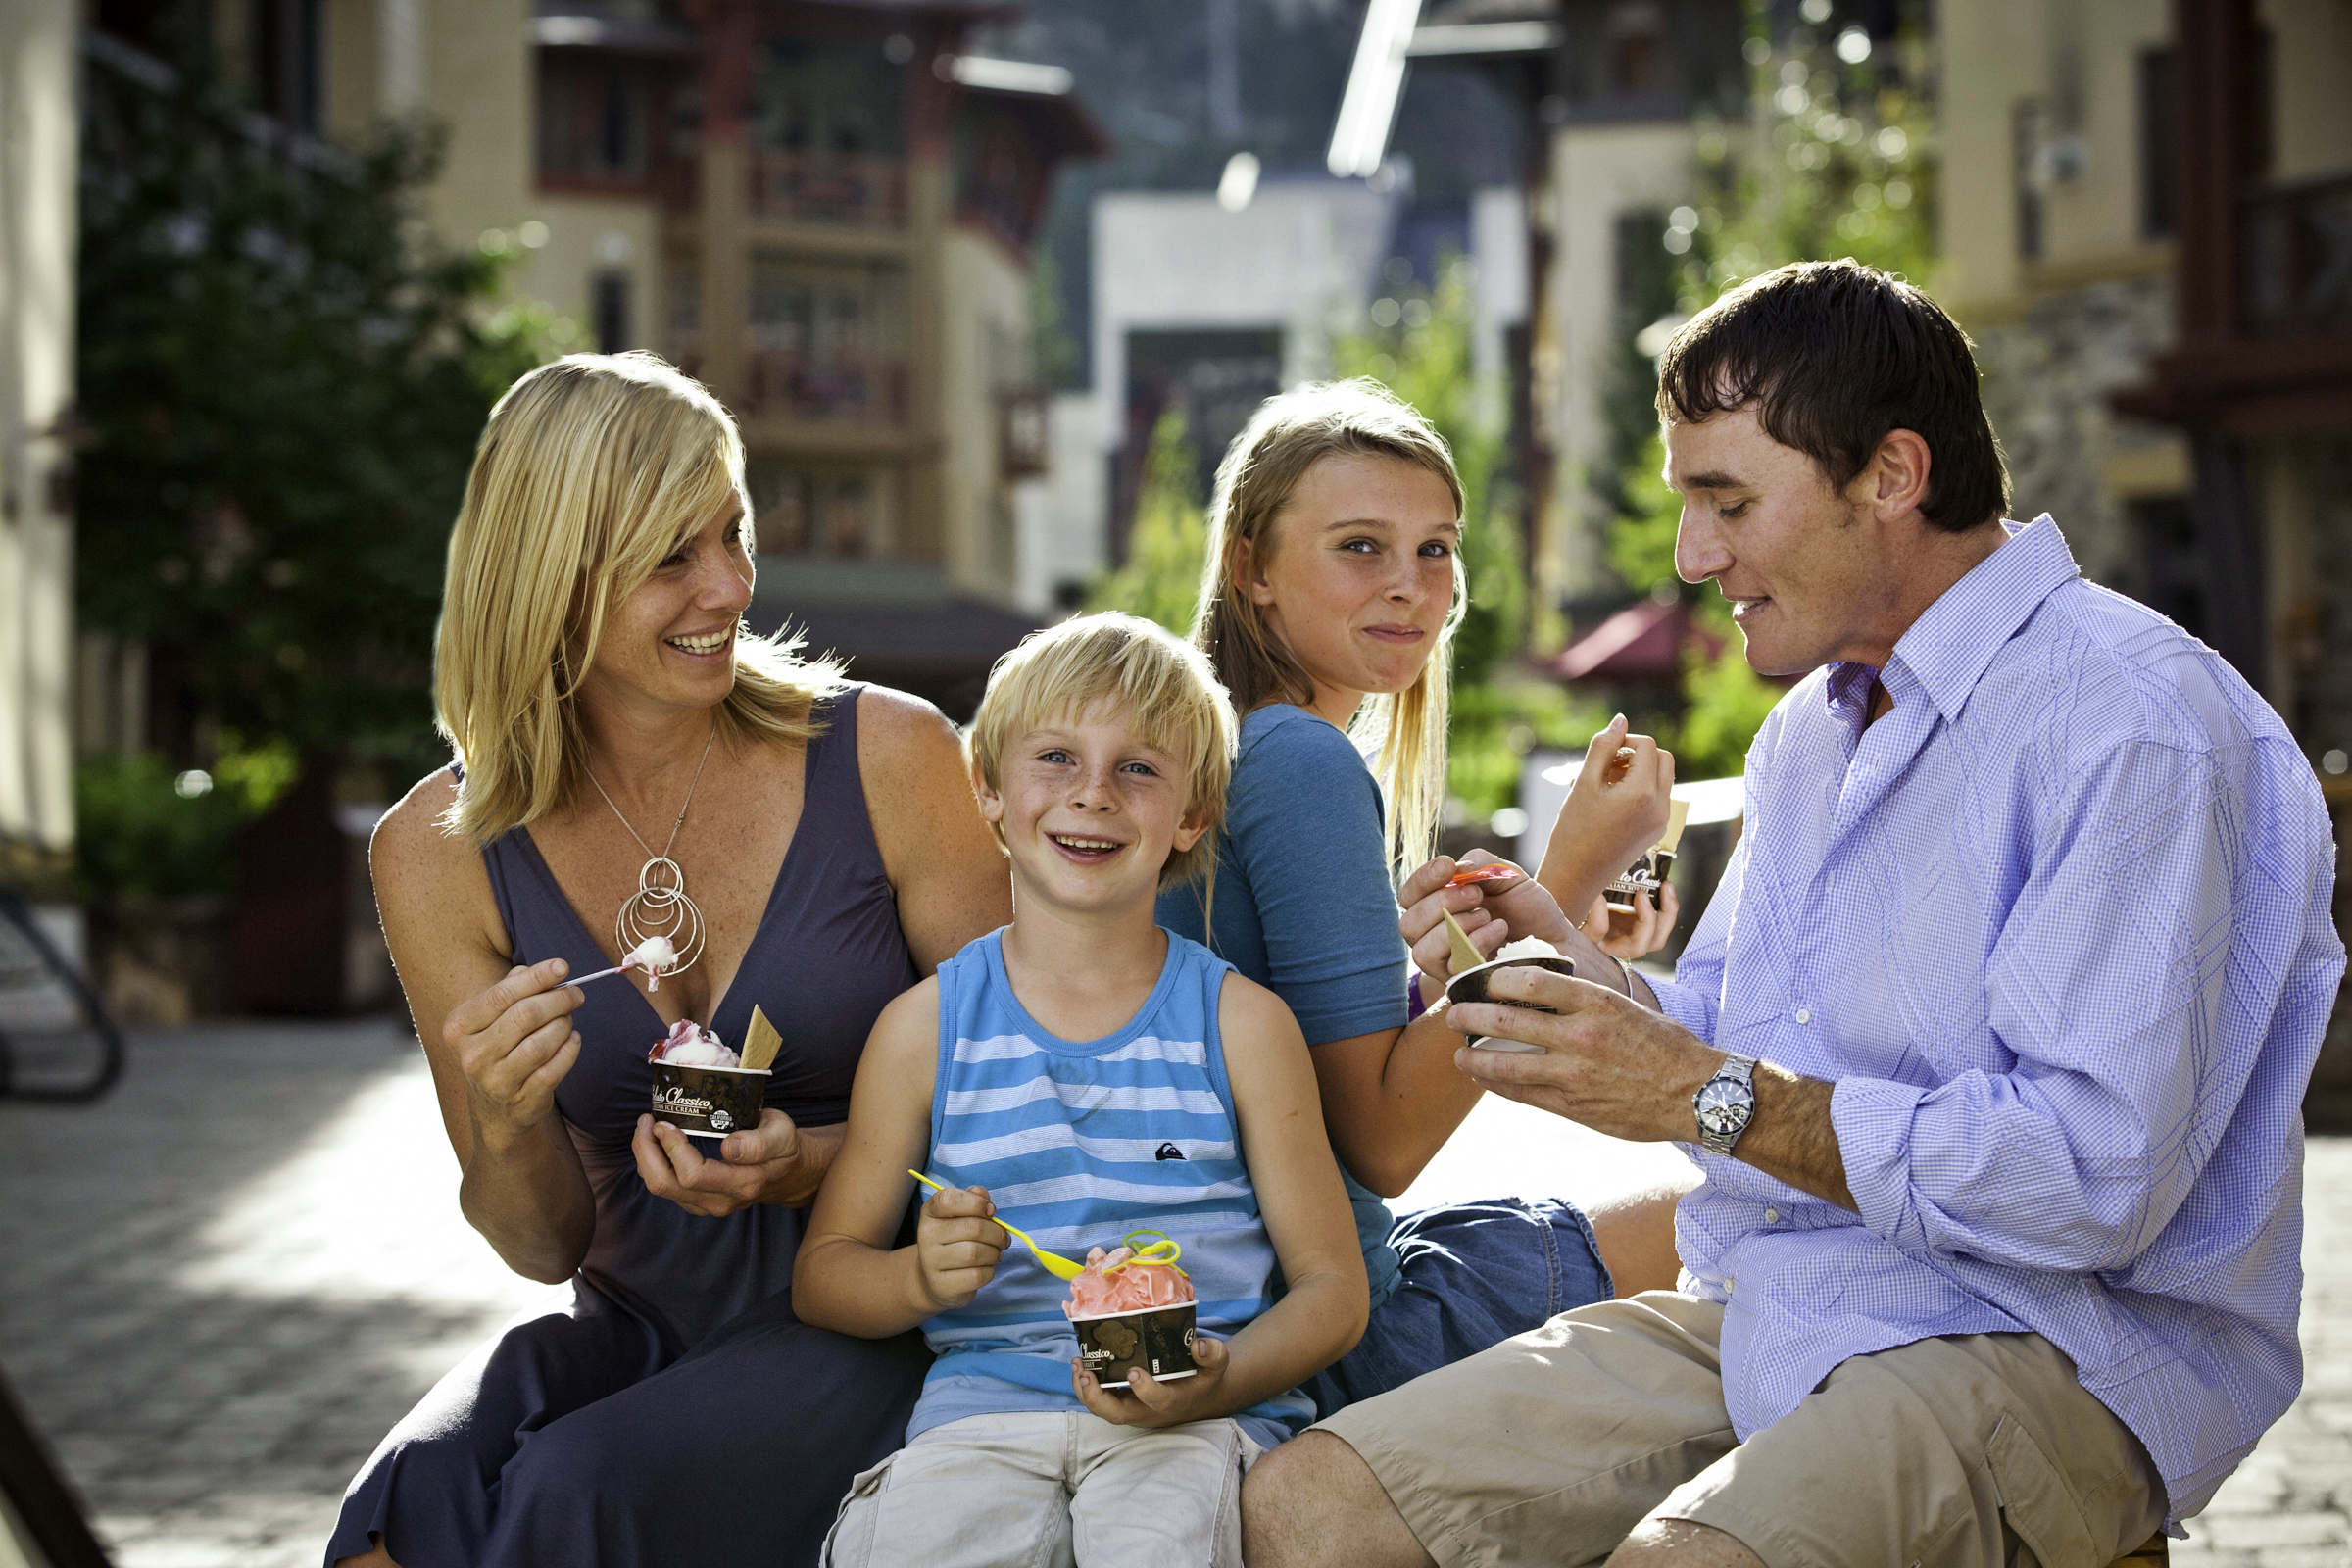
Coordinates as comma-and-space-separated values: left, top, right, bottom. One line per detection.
1827, 515, 2081, 727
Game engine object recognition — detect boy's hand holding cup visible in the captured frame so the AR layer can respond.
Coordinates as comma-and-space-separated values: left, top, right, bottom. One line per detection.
916, 1183, 1008, 1310
1072, 1334, 1231, 1430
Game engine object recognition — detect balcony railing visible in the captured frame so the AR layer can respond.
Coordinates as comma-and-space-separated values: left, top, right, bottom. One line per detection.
743, 351, 908, 424
747, 149, 907, 228
2243, 172, 2352, 334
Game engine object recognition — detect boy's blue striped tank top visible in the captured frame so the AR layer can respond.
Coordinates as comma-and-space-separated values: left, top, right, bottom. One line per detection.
909, 927, 1315, 1452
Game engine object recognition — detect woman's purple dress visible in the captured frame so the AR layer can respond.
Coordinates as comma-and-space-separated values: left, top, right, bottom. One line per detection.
325, 686, 932, 1567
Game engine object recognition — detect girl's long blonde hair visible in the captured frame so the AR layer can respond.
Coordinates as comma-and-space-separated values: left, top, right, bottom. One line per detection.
434, 352, 842, 845
1190, 378, 1466, 876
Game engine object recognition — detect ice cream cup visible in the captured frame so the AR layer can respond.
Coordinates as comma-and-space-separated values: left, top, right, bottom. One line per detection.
1602, 850, 1665, 911
1071, 1302, 1199, 1390
649, 1061, 771, 1139
1445, 953, 1580, 1052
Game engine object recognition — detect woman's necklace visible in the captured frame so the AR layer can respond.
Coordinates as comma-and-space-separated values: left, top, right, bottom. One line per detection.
583, 723, 717, 984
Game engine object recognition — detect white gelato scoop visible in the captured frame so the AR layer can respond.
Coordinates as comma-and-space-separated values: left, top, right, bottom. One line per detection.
624, 936, 679, 990
563, 935, 688, 994
648, 1017, 739, 1068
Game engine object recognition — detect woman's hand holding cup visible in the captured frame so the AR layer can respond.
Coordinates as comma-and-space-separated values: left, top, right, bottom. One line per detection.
445, 958, 586, 1148
633, 1108, 822, 1217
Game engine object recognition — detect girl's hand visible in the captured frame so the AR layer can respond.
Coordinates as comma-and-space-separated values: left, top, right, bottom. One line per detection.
913, 1183, 1006, 1311
1538, 717, 1675, 915
1072, 1334, 1232, 1428
444, 959, 585, 1147
1398, 856, 1504, 986
1398, 854, 1576, 988
1579, 881, 1680, 960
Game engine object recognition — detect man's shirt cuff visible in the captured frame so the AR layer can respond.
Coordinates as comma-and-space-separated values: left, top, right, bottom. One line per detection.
1830, 1073, 1931, 1253
1644, 972, 1717, 1045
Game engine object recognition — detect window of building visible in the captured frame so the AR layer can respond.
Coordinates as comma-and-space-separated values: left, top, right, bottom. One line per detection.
745, 41, 907, 226
953, 103, 1049, 251
2129, 496, 2204, 641
593, 272, 631, 354
248, 0, 320, 132
538, 54, 653, 186
745, 261, 908, 423
750, 39, 906, 156
99, 0, 202, 52
2138, 49, 2175, 240
747, 465, 899, 559
1118, 328, 1281, 551
1606, 1, 1665, 96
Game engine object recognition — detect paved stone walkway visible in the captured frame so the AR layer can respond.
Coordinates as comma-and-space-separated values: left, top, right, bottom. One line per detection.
0, 1021, 554, 1568
0, 1019, 2345, 1565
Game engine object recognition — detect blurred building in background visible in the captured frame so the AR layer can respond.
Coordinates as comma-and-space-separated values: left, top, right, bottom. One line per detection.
1947, 0, 2352, 753
96, 0, 1103, 721
1940, 0, 2352, 1107
66, 0, 1101, 1016
1080, 172, 1528, 576
0, 0, 78, 885
1335, 1, 1742, 631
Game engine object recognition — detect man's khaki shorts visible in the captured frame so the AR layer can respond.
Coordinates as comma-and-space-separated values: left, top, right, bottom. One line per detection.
1314, 1292, 2165, 1568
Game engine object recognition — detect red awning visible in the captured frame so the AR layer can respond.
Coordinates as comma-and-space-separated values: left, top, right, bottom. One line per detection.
1548, 600, 1717, 680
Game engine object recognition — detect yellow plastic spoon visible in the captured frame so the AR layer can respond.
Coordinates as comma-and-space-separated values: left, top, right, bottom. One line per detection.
906, 1170, 1084, 1281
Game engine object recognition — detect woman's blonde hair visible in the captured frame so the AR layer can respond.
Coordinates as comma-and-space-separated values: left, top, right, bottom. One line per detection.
967, 612, 1237, 898
434, 352, 842, 844
1190, 378, 1466, 876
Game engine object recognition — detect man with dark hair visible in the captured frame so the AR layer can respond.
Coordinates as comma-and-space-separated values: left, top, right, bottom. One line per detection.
1243, 259, 2345, 1567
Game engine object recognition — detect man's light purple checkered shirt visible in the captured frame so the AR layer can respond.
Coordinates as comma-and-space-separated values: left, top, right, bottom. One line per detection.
1647, 515, 2345, 1526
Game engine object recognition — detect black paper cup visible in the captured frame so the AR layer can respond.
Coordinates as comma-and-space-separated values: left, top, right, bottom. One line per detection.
650, 1061, 770, 1139
1603, 851, 1665, 911
1071, 1302, 1198, 1390
1445, 953, 1580, 1051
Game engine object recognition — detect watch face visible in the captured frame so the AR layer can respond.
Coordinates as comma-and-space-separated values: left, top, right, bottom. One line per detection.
1696, 1079, 1751, 1136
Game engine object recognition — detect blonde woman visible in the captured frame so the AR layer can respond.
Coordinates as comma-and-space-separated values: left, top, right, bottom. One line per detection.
327, 354, 1010, 1568
1156, 379, 1684, 1418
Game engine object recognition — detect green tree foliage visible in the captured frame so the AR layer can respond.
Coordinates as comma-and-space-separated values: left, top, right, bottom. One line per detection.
1086, 408, 1207, 634
1600, 3, 1937, 779
1674, 9, 1935, 301
75, 47, 550, 763
73, 743, 300, 901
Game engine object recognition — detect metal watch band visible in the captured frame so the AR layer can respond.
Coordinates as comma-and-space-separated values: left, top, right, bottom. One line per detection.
1695, 1053, 1758, 1157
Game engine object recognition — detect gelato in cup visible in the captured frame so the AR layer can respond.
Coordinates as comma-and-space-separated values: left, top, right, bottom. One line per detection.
646, 1019, 769, 1139
1445, 941, 1580, 1053
1063, 1236, 1199, 1390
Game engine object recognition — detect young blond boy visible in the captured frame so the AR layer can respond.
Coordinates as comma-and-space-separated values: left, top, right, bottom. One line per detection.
794, 612, 1369, 1568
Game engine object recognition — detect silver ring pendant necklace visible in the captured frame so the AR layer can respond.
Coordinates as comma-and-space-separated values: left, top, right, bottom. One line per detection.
583, 722, 716, 989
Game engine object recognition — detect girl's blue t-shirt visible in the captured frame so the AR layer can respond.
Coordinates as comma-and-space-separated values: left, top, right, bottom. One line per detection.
1157, 704, 1407, 1308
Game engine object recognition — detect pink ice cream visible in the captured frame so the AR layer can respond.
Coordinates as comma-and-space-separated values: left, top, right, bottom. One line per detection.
1061, 1246, 1197, 1317
648, 1017, 739, 1068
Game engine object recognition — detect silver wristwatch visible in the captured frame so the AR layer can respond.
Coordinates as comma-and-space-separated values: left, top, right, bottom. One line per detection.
1693, 1054, 1758, 1157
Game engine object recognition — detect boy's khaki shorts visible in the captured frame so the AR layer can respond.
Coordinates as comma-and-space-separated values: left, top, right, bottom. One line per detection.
822, 1409, 1262, 1568
1313, 1291, 2165, 1568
